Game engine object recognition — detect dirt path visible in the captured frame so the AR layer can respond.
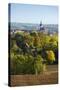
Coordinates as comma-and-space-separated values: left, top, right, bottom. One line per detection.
10, 72, 58, 86
46, 65, 58, 71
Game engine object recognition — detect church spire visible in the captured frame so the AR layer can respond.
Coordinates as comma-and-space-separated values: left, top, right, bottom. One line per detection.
40, 21, 42, 26
40, 21, 45, 30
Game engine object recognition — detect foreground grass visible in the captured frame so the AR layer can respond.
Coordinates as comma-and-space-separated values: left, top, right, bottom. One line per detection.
10, 65, 58, 86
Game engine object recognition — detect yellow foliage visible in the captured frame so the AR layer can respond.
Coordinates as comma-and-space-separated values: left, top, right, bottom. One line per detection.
46, 50, 55, 62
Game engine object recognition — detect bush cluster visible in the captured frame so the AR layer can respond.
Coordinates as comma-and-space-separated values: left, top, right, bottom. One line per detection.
10, 31, 58, 74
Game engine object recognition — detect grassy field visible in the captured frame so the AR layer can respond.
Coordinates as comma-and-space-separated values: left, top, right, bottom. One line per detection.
10, 65, 58, 86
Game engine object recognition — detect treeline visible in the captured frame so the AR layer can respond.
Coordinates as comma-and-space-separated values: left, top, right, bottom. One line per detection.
10, 31, 58, 75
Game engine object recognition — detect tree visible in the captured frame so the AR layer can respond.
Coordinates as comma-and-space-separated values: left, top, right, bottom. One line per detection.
38, 33, 50, 48
33, 32, 41, 48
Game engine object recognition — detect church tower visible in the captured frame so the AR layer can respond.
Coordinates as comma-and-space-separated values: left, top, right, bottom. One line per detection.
40, 21, 45, 31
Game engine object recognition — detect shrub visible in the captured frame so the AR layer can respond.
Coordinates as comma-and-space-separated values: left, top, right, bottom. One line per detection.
10, 54, 35, 74
10, 53, 44, 74
46, 50, 55, 64
34, 55, 43, 74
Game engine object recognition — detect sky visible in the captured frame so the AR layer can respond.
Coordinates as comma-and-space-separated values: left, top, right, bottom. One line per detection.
10, 3, 58, 24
